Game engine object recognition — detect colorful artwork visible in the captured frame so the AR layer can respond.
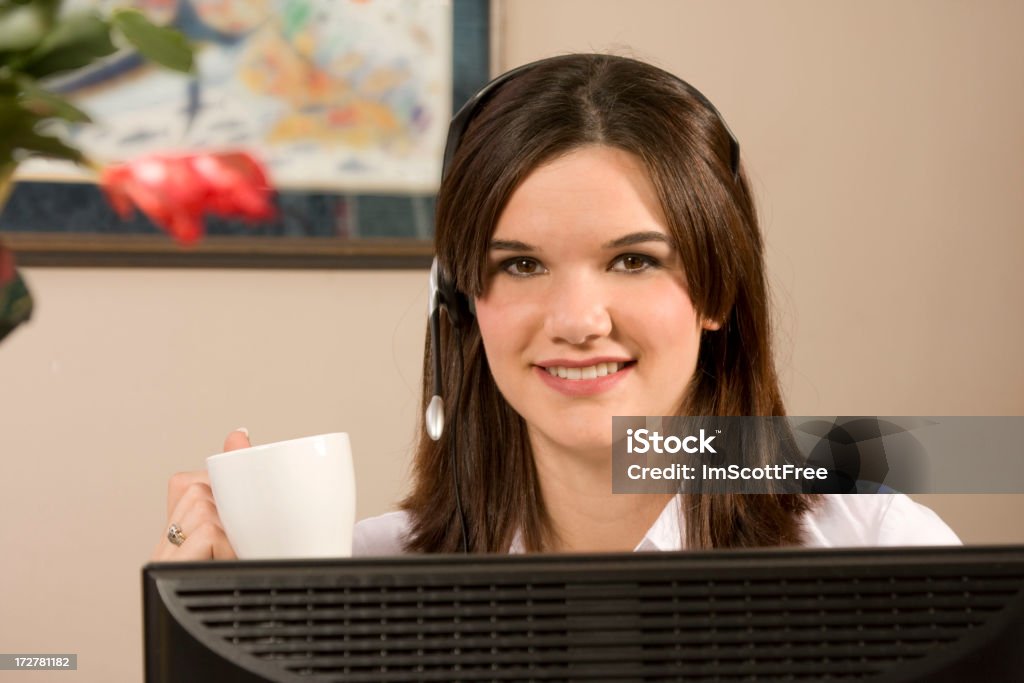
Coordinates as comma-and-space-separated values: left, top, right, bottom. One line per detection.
22, 0, 452, 192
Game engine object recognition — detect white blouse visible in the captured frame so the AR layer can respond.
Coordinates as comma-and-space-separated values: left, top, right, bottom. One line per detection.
352, 494, 961, 556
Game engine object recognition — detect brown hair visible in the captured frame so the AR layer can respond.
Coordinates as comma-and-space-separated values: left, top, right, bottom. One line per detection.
402, 54, 819, 552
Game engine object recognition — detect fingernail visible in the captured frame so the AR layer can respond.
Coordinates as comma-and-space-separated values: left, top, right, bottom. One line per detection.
235, 427, 249, 438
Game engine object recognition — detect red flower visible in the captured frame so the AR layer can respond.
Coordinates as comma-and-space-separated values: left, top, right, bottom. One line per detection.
100, 152, 277, 245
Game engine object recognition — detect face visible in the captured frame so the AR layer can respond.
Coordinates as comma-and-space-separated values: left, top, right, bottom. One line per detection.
474, 145, 716, 457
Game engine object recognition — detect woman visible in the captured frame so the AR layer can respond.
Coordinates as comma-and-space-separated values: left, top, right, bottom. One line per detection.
153, 54, 958, 562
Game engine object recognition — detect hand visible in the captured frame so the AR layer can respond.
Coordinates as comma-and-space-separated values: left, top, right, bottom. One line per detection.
150, 429, 252, 561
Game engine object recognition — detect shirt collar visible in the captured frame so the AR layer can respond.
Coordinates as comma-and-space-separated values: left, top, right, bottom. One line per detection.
508, 495, 683, 553
636, 494, 683, 551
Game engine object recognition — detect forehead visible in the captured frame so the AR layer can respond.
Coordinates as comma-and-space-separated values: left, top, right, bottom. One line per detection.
492, 145, 670, 246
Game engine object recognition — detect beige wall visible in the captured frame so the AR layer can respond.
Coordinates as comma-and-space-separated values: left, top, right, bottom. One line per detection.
1, 1, 1022, 680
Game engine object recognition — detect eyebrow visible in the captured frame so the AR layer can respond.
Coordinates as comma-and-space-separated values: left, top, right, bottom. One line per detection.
489, 231, 673, 252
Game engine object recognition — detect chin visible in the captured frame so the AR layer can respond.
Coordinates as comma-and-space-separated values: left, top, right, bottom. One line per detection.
532, 418, 615, 455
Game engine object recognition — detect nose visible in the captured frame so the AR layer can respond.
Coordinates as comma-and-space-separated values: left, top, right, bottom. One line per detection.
543, 272, 613, 345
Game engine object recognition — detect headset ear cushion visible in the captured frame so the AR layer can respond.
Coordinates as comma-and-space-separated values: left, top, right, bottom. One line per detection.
444, 289, 473, 329
437, 267, 474, 329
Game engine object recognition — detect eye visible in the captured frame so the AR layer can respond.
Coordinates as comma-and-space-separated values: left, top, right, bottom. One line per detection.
611, 254, 659, 273
501, 257, 547, 277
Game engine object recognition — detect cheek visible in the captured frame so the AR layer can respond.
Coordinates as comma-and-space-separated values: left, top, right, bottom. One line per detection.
474, 300, 493, 336
474, 295, 530, 373
473, 296, 503, 355
631, 281, 702, 365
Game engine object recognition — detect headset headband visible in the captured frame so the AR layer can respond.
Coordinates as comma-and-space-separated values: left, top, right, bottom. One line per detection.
441, 54, 740, 184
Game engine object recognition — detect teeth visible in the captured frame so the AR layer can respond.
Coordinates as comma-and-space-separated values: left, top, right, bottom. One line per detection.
545, 362, 626, 380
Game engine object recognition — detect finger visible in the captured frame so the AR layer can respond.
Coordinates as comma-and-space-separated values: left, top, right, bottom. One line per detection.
151, 522, 212, 562
153, 482, 221, 561
154, 522, 237, 562
166, 470, 211, 522
175, 489, 222, 539
223, 427, 252, 453
167, 481, 217, 531
208, 527, 239, 560
154, 484, 229, 561
183, 522, 237, 561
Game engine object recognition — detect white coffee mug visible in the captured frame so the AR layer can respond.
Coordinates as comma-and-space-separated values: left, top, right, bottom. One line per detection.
206, 432, 356, 559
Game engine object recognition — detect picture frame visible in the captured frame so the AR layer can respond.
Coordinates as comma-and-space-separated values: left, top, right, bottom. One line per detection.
0, 0, 492, 269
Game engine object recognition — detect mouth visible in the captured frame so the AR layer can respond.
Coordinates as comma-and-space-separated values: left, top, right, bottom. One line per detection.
540, 360, 637, 381
533, 360, 637, 397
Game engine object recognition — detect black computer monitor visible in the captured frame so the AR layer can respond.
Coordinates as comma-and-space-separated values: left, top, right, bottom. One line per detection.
144, 545, 1024, 682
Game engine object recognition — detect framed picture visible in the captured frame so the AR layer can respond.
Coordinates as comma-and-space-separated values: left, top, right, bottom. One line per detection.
0, 0, 492, 269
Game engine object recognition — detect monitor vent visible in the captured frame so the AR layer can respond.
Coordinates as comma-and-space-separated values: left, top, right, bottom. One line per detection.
167, 559, 1024, 682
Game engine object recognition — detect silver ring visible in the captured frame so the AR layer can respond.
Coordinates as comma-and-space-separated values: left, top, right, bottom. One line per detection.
167, 523, 187, 547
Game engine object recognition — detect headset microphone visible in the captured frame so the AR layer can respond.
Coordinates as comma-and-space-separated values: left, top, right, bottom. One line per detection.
426, 259, 445, 441
427, 256, 472, 551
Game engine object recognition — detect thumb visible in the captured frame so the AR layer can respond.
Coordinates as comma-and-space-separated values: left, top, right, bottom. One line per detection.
223, 427, 252, 452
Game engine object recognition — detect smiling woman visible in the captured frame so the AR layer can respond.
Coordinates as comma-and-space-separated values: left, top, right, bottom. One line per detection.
367, 53, 956, 556
396, 54, 821, 554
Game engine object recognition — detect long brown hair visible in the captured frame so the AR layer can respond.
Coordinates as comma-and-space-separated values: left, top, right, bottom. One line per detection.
402, 54, 819, 552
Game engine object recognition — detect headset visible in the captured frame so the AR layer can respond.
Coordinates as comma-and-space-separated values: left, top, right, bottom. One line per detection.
425, 54, 741, 550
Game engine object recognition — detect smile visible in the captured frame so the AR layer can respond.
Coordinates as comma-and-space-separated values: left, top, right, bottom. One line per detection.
534, 361, 636, 397
544, 361, 628, 380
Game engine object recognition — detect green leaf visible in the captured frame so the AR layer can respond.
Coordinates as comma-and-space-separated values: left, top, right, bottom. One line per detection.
0, 98, 44, 156
14, 127, 84, 163
22, 11, 117, 79
0, 96, 26, 129
0, 1, 53, 53
0, 78, 19, 97
15, 76, 91, 122
0, 106, 84, 163
111, 8, 193, 74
